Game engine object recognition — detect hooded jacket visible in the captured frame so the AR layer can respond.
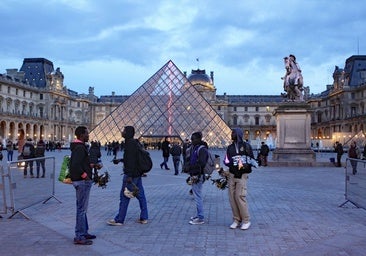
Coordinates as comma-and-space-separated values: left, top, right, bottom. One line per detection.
69, 140, 92, 181
122, 126, 140, 177
225, 128, 254, 178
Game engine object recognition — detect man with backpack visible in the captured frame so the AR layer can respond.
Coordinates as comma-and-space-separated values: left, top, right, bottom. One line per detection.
185, 131, 208, 225
22, 138, 35, 178
259, 141, 270, 166
35, 139, 46, 178
108, 126, 148, 226
224, 128, 255, 230
170, 142, 182, 175
334, 141, 344, 167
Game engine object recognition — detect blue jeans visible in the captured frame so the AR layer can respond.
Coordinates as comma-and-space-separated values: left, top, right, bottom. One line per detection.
73, 180, 92, 240
172, 156, 180, 174
7, 151, 13, 161
192, 177, 204, 220
161, 156, 169, 169
115, 175, 148, 223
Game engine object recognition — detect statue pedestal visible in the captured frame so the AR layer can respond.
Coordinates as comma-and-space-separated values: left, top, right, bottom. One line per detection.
272, 103, 315, 163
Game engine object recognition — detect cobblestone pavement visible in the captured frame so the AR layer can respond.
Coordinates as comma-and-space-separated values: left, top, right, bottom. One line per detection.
0, 150, 365, 256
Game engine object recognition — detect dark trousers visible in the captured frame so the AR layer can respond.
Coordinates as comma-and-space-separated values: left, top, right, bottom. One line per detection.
336, 154, 342, 167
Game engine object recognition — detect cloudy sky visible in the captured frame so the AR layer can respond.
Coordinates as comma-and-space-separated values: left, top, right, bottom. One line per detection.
1, 0, 365, 97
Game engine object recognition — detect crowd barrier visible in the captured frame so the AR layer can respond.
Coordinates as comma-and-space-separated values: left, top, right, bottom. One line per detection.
0, 165, 7, 215
0, 156, 61, 219
340, 158, 366, 209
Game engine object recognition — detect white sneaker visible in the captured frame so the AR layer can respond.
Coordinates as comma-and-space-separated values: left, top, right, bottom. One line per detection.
189, 218, 204, 225
107, 219, 123, 226
229, 222, 239, 229
240, 222, 251, 230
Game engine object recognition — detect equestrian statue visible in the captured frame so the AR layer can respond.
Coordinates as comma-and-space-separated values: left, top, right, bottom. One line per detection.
281, 54, 304, 101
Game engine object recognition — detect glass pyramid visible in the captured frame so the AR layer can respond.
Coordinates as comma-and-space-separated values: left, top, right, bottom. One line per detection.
89, 60, 232, 148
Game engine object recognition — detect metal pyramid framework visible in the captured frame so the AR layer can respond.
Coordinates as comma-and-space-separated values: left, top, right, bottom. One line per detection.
90, 60, 232, 147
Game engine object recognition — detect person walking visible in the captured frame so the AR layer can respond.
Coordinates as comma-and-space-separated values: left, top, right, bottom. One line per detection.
22, 138, 35, 178
160, 136, 170, 170
17, 129, 25, 156
69, 126, 95, 245
348, 141, 359, 175
224, 128, 255, 230
334, 141, 344, 167
186, 132, 208, 225
108, 126, 148, 226
35, 139, 46, 178
170, 142, 182, 175
6, 140, 14, 161
259, 141, 270, 166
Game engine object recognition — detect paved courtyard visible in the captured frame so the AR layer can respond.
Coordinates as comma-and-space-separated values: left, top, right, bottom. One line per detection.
0, 149, 365, 256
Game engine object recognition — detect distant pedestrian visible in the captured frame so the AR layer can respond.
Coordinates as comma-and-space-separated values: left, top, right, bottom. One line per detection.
259, 141, 270, 166
160, 137, 170, 170
17, 129, 25, 156
170, 142, 182, 175
334, 142, 344, 167
348, 141, 359, 175
69, 126, 95, 245
182, 138, 191, 167
6, 140, 14, 161
22, 138, 35, 178
35, 139, 46, 178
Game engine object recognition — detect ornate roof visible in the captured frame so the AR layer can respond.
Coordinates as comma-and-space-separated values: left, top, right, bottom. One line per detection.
187, 69, 214, 90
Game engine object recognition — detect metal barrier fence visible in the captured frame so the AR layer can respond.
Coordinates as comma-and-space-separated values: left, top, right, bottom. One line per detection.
340, 158, 366, 209
0, 165, 7, 215
0, 156, 61, 219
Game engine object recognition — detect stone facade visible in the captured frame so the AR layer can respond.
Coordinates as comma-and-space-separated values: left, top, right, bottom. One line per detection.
308, 55, 366, 148
1, 56, 365, 149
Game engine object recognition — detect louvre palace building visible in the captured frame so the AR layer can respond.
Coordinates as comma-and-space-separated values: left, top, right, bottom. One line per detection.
1, 56, 365, 149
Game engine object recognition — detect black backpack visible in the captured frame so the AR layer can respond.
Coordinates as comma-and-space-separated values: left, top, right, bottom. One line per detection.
136, 140, 153, 174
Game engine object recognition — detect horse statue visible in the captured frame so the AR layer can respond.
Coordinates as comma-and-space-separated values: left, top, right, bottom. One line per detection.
281, 54, 304, 101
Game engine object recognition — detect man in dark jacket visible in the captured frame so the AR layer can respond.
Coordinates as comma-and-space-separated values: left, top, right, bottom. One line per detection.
334, 141, 344, 167
35, 139, 46, 178
224, 128, 254, 230
69, 126, 95, 245
170, 142, 182, 175
22, 138, 35, 178
160, 136, 170, 170
108, 126, 148, 226
259, 141, 270, 166
186, 132, 208, 225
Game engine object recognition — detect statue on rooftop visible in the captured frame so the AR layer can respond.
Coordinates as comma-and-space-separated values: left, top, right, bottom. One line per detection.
281, 54, 304, 102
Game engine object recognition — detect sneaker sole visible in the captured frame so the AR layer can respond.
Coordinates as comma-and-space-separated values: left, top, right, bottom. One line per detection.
240, 223, 251, 230
107, 220, 123, 226
189, 221, 204, 225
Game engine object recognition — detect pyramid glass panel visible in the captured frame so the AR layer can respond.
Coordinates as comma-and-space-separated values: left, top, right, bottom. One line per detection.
90, 60, 232, 148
